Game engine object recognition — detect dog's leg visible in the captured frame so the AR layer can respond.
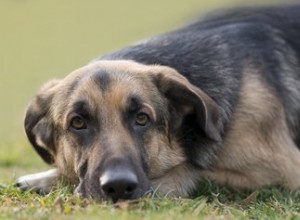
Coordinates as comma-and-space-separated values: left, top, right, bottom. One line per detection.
15, 168, 61, 194
200, 68, 300, 190
200, 139, 300, 190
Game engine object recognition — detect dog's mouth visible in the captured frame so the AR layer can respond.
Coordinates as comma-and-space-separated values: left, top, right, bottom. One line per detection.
75, 164, 152, 203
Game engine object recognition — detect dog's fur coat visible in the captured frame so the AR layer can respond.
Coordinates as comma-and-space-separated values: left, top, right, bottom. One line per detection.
16, 4, 300, 202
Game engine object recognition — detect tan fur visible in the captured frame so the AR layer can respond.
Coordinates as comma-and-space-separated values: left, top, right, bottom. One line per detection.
200, 66, 300, 190
54, 61, 205, 197
18, 60, 300, 199
151, 162, 201, 197
49, 61, 175, 183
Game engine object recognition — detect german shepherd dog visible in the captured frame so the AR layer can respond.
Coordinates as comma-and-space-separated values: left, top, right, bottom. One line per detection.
16, 4, 300, 202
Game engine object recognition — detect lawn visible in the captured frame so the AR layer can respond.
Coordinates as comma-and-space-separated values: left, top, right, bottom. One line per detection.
2, 174, 300, 220
1, 0, 299, 219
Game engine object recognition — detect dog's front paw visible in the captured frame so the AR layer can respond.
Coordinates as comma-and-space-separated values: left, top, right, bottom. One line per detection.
15, 169, 60, 194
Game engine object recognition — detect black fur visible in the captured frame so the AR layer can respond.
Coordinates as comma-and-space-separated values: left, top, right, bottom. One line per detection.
96, 4, 300, 150
93, 71, 111, 92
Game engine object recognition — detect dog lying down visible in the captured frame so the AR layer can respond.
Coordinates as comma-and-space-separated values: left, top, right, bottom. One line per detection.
16, 4, 300, 202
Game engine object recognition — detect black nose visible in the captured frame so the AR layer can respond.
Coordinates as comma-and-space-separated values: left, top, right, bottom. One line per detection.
100, 167, 138, 202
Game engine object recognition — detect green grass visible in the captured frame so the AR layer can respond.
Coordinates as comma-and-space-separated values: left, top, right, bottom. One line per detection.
1, 177, 300, 219
1, 0, 299, 219
1, 143, 300, 220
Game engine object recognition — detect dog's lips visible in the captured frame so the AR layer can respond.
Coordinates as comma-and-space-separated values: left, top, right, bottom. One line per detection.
75, 185, 153, 202
74, 174, 153, 202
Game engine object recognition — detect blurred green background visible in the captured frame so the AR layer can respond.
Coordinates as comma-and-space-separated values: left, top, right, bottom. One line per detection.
0, 0, 287, 172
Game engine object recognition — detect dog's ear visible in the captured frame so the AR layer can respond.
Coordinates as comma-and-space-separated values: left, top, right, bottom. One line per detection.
24, 80, 61, 164
151, 66, 221, 142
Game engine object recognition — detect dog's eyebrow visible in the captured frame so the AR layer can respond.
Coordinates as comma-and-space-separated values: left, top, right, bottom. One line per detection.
127, 95, 144, 112
93, 70, 111, 92
71, 100, 91, 115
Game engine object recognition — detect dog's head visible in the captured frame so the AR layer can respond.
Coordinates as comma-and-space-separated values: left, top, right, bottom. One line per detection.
24, 60, 221, 202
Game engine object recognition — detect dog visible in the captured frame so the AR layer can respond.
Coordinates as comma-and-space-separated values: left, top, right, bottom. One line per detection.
16, 4, 300, 202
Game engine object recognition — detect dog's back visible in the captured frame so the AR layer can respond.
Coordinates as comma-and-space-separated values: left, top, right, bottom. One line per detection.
100, 4, 300, 146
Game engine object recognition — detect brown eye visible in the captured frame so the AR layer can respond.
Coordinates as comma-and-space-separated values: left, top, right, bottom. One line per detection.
135, 113, 149, 126
70, 116, 87, 130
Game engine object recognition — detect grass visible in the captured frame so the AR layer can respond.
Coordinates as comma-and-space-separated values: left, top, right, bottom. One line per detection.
1, 143, 300, 219
1, 0, 299, 219
1, 142, 300, 220
1, 175, 300, 219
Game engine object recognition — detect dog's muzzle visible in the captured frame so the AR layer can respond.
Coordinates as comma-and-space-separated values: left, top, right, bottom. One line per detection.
75, 156, 152, 202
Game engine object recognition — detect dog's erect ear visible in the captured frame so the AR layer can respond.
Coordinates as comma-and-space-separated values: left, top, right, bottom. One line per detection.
151, 66, 221, 142
24, 80, 61, 164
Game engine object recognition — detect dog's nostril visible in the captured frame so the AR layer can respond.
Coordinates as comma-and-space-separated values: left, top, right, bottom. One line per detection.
14, 182, 21, 188
126, 186, 133, 193
107, 187, 116, 194
101, 178, 138, 198
100, 169, 138, 202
